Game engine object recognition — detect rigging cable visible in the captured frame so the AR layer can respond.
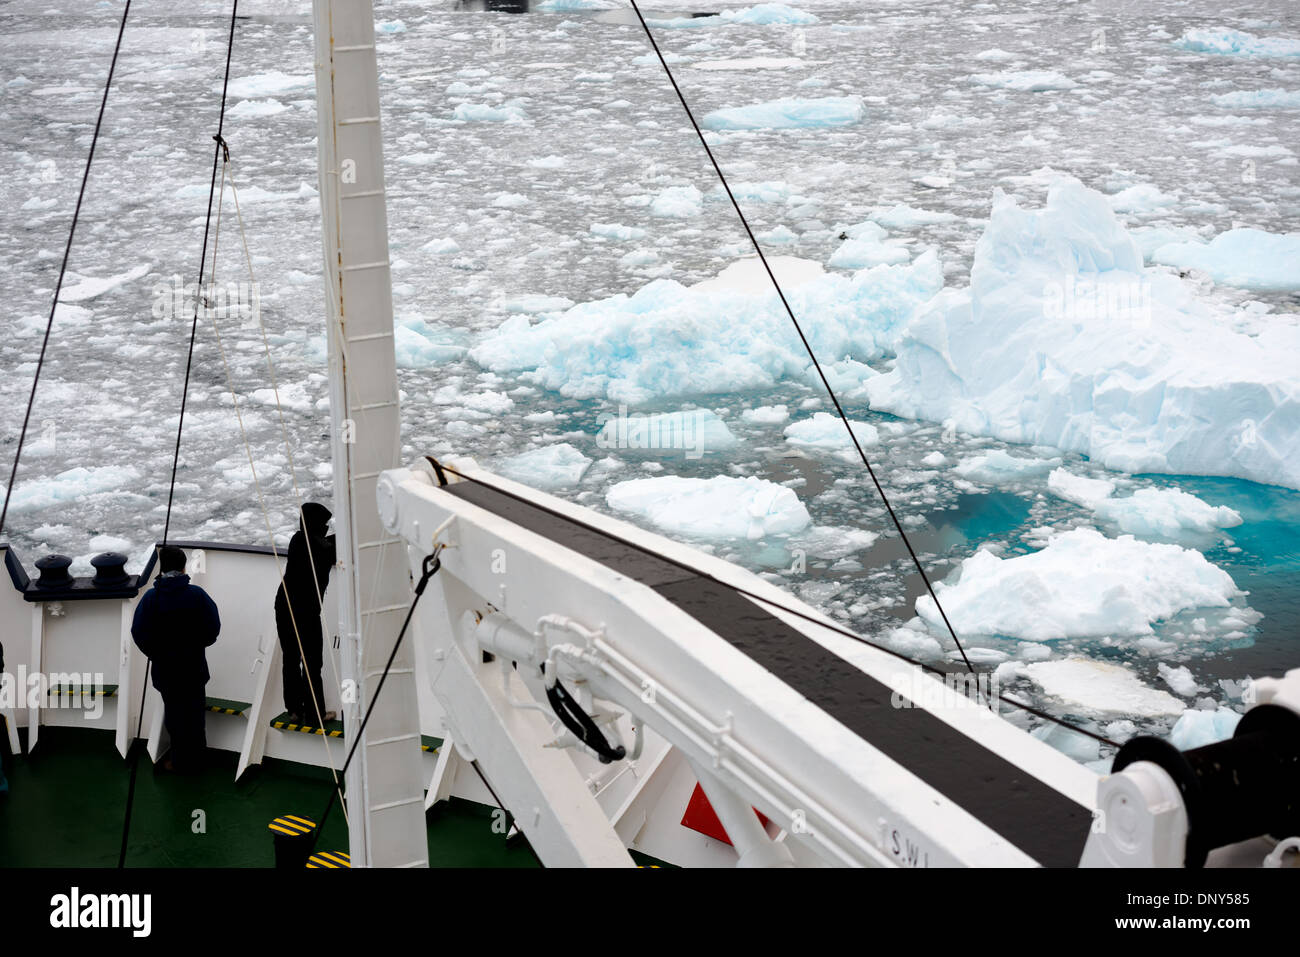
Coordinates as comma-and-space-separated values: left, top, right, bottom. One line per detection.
312, 547, 446, 848
627, 1, 974, 673
437, 461, 1120, 749
202, 153, 350, 820
0, 1, 132, 542
222, 159, 348, 728
162, 0, 240, 544
121, 0, 240, 869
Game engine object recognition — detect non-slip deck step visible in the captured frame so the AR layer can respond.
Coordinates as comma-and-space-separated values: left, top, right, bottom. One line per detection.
47, 684, 118, 698
268, 713, 441, 752
271, 712, 343, 738
206, 697, 250, 716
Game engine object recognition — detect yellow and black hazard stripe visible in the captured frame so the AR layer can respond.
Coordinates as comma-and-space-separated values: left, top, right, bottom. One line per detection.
268, 814, 317, 838
306, 851, 351, 869
272, 717, 344, 738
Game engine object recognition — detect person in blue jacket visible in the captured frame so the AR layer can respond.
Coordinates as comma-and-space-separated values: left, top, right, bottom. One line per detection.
131, 545, 220, 772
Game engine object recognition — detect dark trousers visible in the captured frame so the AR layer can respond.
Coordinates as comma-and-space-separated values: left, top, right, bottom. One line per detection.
160, 680, 207, 772
276, 601, 326, 721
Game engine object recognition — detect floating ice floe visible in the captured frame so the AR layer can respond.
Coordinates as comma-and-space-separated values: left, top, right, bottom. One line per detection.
952, 449, 1061, 484
1150, 228, 1300, 293
227, 98, 288, 118
1022, 658, 1186, 718
1173, 29, 1300, 58
741, 404, 790, 424
1168, 707, 1242, 749
422, 237, 461, 255
393, 319, 467, 369
692, 57, 806, 71
595, 408, 738, 457
223, 72, 312, 99
498, 443, 592, 489
60, 264, 151, 302
453, 102, 527, 123
504, 295, 574, 314
719, 4, 819, 25
1048, 468, 1242, 537
1, 466, 142, 514
590, 222, 648, 241
1098, 488, 1242, 538
865, 204, 958, 228
1157, 662, 1204, 697
787, 524, 879, 559
865, 177, 1300, 490
1210, 88, 1300, 109
970, 70, 1077, 92
648, 4, 819, 28
712, 181, 792, 203
1129, 224, 1205, 261
1107, 183, 1179, 214
783, 411, 879, 450
1045, 468, 1116, 508
828, 223, 910, 268
471, 253, 941, 404
606, 475, 811, 540
701, 96, 865, 131
650, 185, 703, 218
916, 527, 1242, 641
537, 0, 618, 10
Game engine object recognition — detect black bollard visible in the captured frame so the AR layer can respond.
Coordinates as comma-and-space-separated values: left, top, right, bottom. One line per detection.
268, 814, 317, 868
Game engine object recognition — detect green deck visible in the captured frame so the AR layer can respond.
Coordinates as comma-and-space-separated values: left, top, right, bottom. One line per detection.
0, 726, 540, 868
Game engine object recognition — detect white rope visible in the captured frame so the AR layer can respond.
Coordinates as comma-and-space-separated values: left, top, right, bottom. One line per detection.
208, 159, 348, 824
225, 163, 347, 712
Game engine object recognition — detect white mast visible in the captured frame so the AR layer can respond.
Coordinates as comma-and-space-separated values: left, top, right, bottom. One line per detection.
313, 0, 428, 867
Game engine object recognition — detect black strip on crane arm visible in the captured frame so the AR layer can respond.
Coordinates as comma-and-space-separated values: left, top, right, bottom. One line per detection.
441, 478, 1094, 867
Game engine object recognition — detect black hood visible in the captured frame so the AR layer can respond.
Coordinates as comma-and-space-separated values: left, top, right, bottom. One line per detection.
299, 502, 332, 537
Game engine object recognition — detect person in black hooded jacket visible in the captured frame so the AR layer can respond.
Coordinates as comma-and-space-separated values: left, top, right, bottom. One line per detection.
131, 545, 220, 772
275, 502, 336, 725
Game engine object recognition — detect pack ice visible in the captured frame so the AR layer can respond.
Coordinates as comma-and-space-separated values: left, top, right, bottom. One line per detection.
865, 179, 1300, 490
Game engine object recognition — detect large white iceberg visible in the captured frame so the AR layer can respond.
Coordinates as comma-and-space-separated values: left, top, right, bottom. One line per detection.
865, 178, 1300, 490
916, 527, 1241, 641
471, 253, 942, 404
606, 475, 811, 540
701, 96, 865, 131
